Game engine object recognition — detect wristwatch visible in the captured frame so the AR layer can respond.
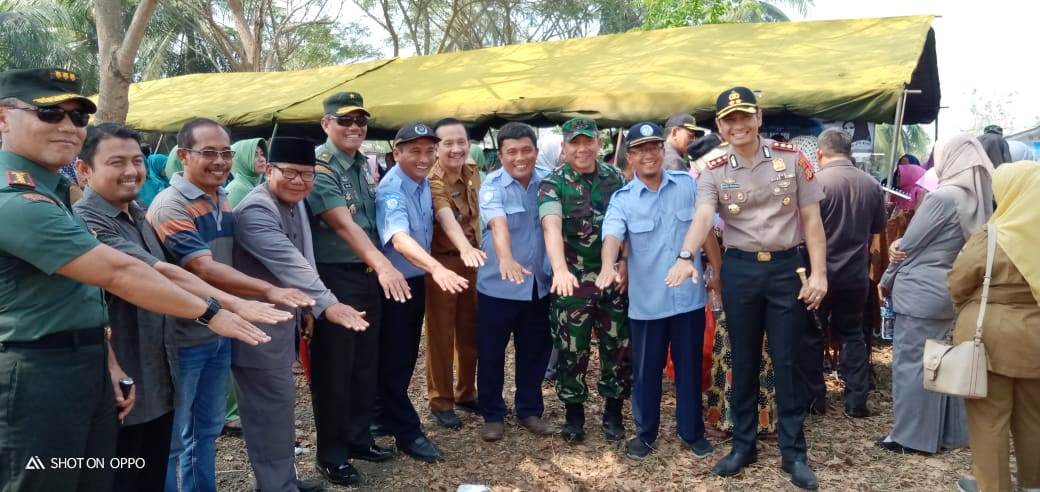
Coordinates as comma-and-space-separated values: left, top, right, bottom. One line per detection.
677, 250, 694, 262
195, 297, 222, 326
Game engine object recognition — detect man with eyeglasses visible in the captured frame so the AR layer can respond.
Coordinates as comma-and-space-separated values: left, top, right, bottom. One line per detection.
0, 68, 274, 491
307, 92, 409, 485
597, 122, 718, 461
233, 136, 368, 492
147, 117, 315, 492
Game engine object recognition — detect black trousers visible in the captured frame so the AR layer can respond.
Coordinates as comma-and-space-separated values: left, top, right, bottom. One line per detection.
721, 249, 808, 461
378, 276, 427, 443
311, 263, 383, 465
799, 287, 871, 410
477, 292, 552, 423
114, 411, 174, 492
0, 340, 116, 492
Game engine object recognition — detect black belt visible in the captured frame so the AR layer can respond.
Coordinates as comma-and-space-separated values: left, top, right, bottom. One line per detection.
0, 327, 105, 351
724, 246, 802, 263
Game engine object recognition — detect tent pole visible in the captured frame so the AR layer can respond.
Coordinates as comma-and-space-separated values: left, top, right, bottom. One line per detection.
885, 88, 922, 187
269, 121, 280, 142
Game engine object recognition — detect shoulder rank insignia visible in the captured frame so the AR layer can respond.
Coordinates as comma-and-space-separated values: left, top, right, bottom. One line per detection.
771, 141, 798, 153
314, 163, 335, 175
316, 152, 332, 165
6, 170, 36, 188
707, 155, 728, 170
798, 151, 815, 181
20, 192, 55, 204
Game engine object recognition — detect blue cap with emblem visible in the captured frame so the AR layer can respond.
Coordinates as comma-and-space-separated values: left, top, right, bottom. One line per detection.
625, 121, 665, 148
394, 122, 440, 145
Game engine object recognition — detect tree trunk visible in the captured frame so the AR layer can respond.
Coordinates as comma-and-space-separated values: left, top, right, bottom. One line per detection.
94, 0, 159, 124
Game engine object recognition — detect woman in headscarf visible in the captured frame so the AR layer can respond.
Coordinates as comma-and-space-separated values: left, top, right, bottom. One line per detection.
893, 154, 928, 212
226, 138, 268, 206
878, 134, 995, 455
164, 145, 184, 180
948, 161, 1040, 492
137, 153, 170, 207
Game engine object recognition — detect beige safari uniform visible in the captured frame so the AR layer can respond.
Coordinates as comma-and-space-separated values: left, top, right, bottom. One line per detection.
696, 138, 825, 252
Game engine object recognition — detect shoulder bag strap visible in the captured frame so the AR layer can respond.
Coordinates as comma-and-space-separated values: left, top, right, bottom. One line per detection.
974, 224, 998, 341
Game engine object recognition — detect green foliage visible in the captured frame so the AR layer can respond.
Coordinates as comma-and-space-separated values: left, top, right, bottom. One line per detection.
640, 0, 731, 30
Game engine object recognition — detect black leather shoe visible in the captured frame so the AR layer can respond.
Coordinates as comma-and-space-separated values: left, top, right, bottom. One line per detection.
398, 435, 443, 463
625, 438, 653, 461
711, 451, 757, 477
370, 422, 390, 437
782, 459, 819, 490
297, 478, 327, 492
350, 443, 394, 462
681, 437, 715, 458
314, 461, 361, 487
843, 404, 870, 418
456, 399, 480, 414
432, 409, 462, 429
807, 398, 826, 416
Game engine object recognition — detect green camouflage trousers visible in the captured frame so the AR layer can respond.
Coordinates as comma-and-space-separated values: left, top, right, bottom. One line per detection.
550, 285, 631, 404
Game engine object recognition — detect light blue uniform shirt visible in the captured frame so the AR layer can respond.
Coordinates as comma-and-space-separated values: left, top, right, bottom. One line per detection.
602, 170, 706, 320
477, 165, 552, 301
376, 165, 433, 279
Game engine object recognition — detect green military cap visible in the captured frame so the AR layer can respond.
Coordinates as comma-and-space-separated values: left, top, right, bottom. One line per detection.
0, 68, 97, 113
323, 91, 370, 117
561, 117, 598, 142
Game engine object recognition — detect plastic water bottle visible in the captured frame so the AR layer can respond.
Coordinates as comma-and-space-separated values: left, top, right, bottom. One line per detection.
704, 265, 723, 317
880, 296, 895, 341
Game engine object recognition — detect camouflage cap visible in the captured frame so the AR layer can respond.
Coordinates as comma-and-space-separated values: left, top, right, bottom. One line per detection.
0, 68, 97, 113
323, 91, 370, 117
561, 117, 598, 142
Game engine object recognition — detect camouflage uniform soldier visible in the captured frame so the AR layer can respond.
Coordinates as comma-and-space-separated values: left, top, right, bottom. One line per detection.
539, 117, 630, 443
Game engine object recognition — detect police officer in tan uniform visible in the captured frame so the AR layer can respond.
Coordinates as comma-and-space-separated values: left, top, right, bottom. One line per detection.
667, 87, 828, 490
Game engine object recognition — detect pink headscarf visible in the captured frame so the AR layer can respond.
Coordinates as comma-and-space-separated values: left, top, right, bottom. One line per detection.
894, 157, 927, 211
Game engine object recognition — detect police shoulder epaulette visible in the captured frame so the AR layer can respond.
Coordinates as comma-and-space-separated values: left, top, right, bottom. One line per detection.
4, 170, 36, 189
706, 155, 728, 170
771, 141, 798, 152
316, 151, 333, 165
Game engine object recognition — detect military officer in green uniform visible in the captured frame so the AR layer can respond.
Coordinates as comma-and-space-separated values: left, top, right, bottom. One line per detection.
0, 68, 270, 492
539, 117, 630, 443
306, 91, 409, 486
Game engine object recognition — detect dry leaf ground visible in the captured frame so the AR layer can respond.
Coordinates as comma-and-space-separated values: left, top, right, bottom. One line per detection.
215, 339, 981, 491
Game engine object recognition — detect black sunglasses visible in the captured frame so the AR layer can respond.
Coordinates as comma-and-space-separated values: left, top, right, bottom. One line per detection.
332, 115, 369, 128
9, 106, 91, 127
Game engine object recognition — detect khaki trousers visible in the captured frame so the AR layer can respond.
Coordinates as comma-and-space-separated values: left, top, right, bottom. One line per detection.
965, 372, 1040, 492
424, 254, 478, 412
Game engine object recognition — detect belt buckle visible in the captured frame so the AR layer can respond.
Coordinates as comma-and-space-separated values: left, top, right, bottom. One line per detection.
756, 251, 772, 262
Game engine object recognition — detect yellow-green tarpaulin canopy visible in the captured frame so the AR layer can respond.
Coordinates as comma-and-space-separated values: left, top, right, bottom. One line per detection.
120, 15, 939, 136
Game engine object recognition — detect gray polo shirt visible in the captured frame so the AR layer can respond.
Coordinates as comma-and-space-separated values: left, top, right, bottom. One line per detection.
147, 172, 235, 347
73, 187, 175, 426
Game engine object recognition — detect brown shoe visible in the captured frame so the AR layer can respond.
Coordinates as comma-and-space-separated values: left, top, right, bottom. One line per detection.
481, 421, 504, 441
518, 416, 553, 436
